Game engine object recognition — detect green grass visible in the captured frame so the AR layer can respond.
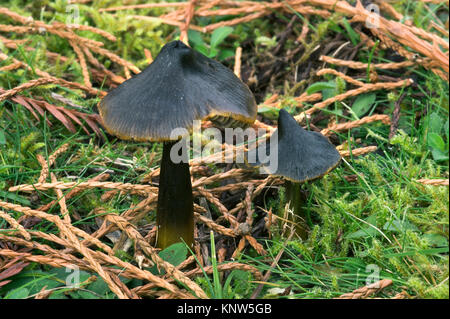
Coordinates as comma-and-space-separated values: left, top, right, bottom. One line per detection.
0, 0, 448, 299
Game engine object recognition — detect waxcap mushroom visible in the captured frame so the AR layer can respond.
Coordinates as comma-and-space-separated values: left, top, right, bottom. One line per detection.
98, 40, 256, 142
252, 109, 341, 182
98, 40, 258, 249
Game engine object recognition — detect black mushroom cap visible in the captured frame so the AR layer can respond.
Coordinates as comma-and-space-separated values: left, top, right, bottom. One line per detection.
98, 40, 257, 142
251, 109, 341, 182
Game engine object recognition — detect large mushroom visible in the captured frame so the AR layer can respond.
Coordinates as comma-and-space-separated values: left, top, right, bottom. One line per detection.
98, 40, 256, 249
249, 109, 341, 239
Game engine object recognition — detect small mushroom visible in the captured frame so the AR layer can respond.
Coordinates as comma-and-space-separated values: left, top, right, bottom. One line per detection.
98, 40, 256, 249
249, 109, 341, 239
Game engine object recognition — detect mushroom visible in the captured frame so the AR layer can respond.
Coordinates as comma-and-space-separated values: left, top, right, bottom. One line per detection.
98, 40, 256, 249
248, 109, 341, 239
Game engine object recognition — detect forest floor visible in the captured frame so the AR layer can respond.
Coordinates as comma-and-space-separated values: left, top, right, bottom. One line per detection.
0, 0, 448, 299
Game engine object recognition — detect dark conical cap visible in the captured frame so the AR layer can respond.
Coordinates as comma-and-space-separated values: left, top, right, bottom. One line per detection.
98, 40, 257, 142
253, 109, 341, 182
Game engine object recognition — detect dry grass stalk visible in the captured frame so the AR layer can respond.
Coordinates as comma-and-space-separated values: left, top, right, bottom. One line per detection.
0, 6, 140, 78
96, 0, 449, 84
180, 0, 197, 44
375, 0, 404, 21
0, 61, 22, 72
37, 143, 70, 183
126, 14, 204, 32
34, 286, 55, 299
429, 21, 448, 38
263, 92, 322, 109
36, 155, 49, 184
192, 168, 251, 188
99, 2, 189, 12
339, 146, 378, 157
39, 173, 110, 212
193, 1, 331, 24
0, 78, 59, 102
415, 179, 449, 186
0, 53, 103, 97
176, 255, 196, 271
1, 233, 191, 298
0, 210, 31, 240
0, 203, 192, 298
321, 114, 391, 136
0, 201, 113, 255
9, 181, 157, 194
336, 279, 393, 299
0, 249, 81, 269
51, 173, 70, 224
65, 24, 117, 42
317, 68, 365, 87
69, 40, 92, 88
228, 176, 278, 216
294, 79, 413, 121
0, 201, 127, 298
309, 0, 448, 75
208, 180, 264, 194
203, 11, 267, 32
104, 213, 209, 299
391, 291, 410, 299
82, 46, 126, 84
320, 55, 416, 70
234, 46, 242, 79
83, 42, 140, 74
194, 211, 238, 237
232, 184, 267, 257
195, 188, 239, 227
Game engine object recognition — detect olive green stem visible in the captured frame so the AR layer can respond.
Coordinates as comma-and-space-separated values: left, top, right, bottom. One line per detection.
285, 181, 308, 239
156, 141, 194, 249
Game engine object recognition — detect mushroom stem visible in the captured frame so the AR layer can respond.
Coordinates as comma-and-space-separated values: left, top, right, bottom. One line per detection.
156, 141, 194, 249
285, 181, 308, 240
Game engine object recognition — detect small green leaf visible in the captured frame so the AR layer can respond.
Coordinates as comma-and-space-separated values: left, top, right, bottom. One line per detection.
48, 290, 69, 299
255, 36, 277, 48
428, 132, 446, 151
159, 242, 187, 267
306, 81, 336, 95
444, 118, 449, 140
7, 287, 29, 299
211, 26, 233, 48
218, 49, 235, 61
383, 220, 419, 233
346, 227, 379, 239
0, 129, 6, 145
428, 112, 444, 134
194, 44, 210, 56
341, 18, 360, 45
72, 290, 99, 299
257, 106, 279, 119
328, 21, 344, 34
423, 234, 448, 247
431, 149, 449, 162
207, 47, 219, 58
88, 277, 110, 296
188, 30, 205, 48
346, 215, 379, 239
352, 93, 376, 117
322, 88, 337, 100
